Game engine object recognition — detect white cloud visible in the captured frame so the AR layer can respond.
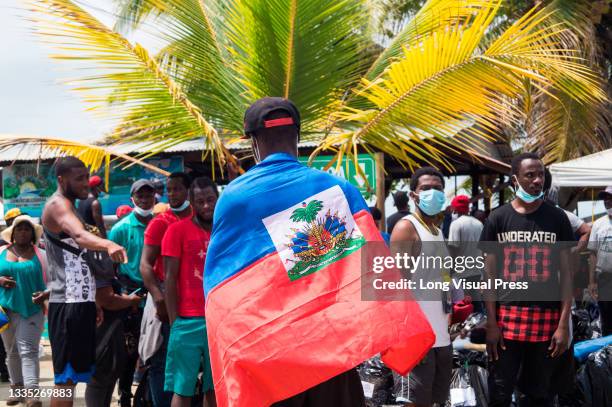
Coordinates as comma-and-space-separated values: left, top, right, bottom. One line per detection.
0, 0, 121, 143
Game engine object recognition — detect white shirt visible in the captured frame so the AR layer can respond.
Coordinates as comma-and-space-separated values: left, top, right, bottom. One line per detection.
564, 210, 584, 234
588, 215, 612, 274
447, 215, 483, 278
403, 214, 451, 348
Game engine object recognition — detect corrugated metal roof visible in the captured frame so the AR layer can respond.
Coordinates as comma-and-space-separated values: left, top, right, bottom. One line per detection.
0, 139, 321, 163
0, 144, 61, 163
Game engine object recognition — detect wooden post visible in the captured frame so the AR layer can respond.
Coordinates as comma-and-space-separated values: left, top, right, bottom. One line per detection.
375, 152, 385, 230
498, 174, 505, 206
471, 171, 479, 209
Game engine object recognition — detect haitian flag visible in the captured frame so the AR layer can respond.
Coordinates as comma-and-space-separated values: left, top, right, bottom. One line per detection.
204, 153, 434, 406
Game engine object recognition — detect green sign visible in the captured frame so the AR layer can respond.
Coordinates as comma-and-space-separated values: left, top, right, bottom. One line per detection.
299, 154, 376, 197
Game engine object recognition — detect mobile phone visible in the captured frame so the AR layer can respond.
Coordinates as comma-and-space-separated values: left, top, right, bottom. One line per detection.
129, 288, 142, 296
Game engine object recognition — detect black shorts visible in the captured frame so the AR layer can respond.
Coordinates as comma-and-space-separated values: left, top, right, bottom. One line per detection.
48, 302, 97, 384
271, 369, 365, 407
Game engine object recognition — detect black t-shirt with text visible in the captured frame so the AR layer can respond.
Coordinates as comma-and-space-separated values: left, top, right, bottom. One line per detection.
479, 201, 574, 308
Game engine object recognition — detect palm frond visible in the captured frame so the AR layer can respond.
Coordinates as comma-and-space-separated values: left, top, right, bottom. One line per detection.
524, 89, 612, 164
364, 0, 500, 81
317, 1, 607, 172
25, 0, 229, 173
124, 0, 246, 134
112, 0, 159, 33
222, 0, 368, 133
503, 0, 611, 164
0, 135, 170, 189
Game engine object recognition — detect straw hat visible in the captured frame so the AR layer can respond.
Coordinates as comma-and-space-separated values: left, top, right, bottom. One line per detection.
4, 208, 21, 223
1, 215, 43, 245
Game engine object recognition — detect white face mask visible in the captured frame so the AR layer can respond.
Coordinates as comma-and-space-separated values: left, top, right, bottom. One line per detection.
131, 198, 153, 217
171, 200, 190, 213
451, 213, 459, 221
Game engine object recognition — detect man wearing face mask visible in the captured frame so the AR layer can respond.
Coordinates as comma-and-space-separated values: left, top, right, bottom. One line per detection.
390, 167, 453, 406
109, 179, 156, 407
479, 152, 573, 407
77, 175, 107, 238
140, 172, 192, 407
588, 186, 612, 336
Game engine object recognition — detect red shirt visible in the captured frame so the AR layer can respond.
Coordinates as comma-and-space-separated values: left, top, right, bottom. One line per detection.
144, 209, 188, 281
161, 218, 210, 317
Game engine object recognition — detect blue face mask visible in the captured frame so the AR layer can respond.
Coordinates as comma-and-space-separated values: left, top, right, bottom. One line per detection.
170, 200, 190, 213
513, 177, 543, 204
417, 189, 446, 216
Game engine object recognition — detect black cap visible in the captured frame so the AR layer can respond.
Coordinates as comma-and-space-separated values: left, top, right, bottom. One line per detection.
598, 186, 612, 199
130, 179, 155, 195
244, 97, 301, 137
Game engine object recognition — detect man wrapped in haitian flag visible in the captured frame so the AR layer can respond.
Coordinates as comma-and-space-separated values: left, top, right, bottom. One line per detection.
204, 97, 435, 406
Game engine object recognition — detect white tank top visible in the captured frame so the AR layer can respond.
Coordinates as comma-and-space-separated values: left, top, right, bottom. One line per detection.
403, 214, 451, 347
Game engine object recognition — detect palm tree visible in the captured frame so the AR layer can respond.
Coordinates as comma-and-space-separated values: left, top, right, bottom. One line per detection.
369, 0, 612, 163
290, 201, 324, 224
16, 0, 608, 178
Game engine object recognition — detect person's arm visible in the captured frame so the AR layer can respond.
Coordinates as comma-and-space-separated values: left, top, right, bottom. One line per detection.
32, 291, 49, 305
477, 216, 504, 360
141, 244, 168, 321
91, 200, 107, 238
550, 248, 572, 357
587, 222, 599, 299
483, 252, 504, 360
96, 286, 141, 311
390, 219, 421, 277
164, 256, 180, 325
52, 199, 126, 263
575, 222, 591, 252
589, 252, 598, 300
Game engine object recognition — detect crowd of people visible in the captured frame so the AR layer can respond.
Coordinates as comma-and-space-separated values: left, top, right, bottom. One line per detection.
0, 98, 609, 407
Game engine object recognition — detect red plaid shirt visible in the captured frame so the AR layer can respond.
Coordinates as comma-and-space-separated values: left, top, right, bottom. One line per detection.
498, 305, 560, 342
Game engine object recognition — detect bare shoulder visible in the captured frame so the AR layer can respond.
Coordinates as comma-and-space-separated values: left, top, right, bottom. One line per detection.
41, 194, 70, 231
390, 217, 420, 243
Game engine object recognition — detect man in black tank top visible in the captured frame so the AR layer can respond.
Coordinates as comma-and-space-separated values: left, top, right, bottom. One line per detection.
77, 175, 107, 238
41, 156, 127, 407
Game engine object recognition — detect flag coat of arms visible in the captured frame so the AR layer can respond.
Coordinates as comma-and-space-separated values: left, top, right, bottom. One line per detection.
204, 153, 434, 406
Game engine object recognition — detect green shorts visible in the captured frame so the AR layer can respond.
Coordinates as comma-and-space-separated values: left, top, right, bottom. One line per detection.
164, 317, 214, 397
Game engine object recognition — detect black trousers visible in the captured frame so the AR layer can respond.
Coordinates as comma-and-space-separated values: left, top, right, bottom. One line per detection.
0, 335, 8, 378
488, 339, 558, 407
599, 300, 612, 336
272, 369, 365, 407
598, 272, 612, 336
118, 307, 143, 400
85, 312, 126, 407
